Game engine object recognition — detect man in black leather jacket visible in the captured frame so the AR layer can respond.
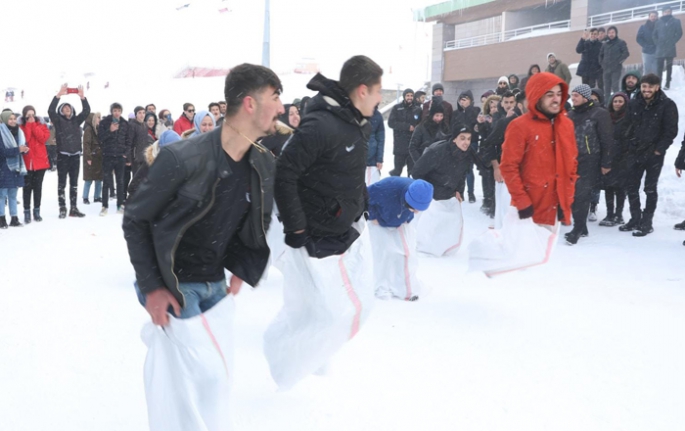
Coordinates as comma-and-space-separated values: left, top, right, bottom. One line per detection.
123, 64, 284, 326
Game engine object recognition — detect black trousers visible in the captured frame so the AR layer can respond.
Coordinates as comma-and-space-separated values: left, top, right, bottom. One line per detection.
582, 74, 601, 90
604, 187, 625, 216
482, 170, 495, 207
47, 146, 57, 169
390, 154, 414, 177
23, 169, 47, 210
123, 165, 132, 199
572, 161, 600, 232
102, 156, 126, 208
57, 153, 80, 208
656, 57, 674, 87
625, 153, 665, 220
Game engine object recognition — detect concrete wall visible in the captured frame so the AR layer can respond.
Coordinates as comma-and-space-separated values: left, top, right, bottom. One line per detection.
432, 23, 455, 83
504, 0, 571, 30
442, 17, 685, 82
588, 0, 663, 16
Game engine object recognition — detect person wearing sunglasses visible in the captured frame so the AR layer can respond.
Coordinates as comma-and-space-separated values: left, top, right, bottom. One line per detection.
172, 103, 195, 135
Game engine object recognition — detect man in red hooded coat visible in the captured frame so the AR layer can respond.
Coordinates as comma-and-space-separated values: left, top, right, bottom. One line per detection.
500, 72, 579, 227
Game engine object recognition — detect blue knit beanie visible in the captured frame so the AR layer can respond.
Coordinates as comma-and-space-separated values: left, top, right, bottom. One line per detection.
405, 180, 434, 211
159, 130, 181, 147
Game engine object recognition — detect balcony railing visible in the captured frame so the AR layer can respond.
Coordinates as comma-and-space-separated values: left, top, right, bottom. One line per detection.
587, 0, 685, 27
444, 20, 571, 51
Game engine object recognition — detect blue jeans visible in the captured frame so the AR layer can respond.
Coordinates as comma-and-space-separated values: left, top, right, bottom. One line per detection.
83, 180, 103, 200
0, 188, 18, 217
135, 279, 227, 319
466, 168, 475, 195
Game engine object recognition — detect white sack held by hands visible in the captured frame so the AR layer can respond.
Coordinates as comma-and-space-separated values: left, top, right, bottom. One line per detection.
141, 295, 235, 431
263, 209, 286, 279
468, 206, 560, 278
495, 182, 512, 230
263, 220, 374, 390
369, 222, 420, 300
416, 197, 464, 257
365, 166, 381, 186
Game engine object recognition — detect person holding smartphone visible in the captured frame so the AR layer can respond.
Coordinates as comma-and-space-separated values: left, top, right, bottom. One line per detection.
47, 84, 90, 218
98, 103, 130, 215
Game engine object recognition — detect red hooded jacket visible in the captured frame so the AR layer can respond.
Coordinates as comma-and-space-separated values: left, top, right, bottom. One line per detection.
500, 72, 578, 226
20, 121, 51, 171
173, 114, 194, 135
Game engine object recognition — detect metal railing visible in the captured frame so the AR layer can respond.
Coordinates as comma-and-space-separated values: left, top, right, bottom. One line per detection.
444, 19, 571, 51
587, 0, 685, 27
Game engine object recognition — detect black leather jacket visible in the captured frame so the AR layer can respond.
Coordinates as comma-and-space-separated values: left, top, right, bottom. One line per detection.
122, 127, 275, 307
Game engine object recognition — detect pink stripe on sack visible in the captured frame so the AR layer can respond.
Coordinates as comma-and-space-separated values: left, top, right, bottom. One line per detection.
398, 227, 413, 300
444, 204, 464, 255
485, 223, 559, 278
339, 257, 362, 339
201, 314, 229, 376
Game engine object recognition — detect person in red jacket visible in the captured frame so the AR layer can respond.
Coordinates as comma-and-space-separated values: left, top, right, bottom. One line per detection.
500, 72, 578, 227
172, 103, 195, 135
19, 105, 51, 223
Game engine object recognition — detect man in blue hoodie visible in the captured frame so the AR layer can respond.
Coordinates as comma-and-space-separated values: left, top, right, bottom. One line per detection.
368, 177, 433, 228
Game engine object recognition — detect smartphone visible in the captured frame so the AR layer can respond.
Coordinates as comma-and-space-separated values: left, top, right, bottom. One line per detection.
485, 115, 492, 121
113, 118, 119, 124
66, 88, 79, 94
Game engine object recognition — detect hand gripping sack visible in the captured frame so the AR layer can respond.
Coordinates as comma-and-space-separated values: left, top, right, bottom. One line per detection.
494, 181, 512, 230
468, 206, 560, 278
365, 166, 381, 186
416, 198, 464, 257
263, 221, 374, 390
369, 222, 421, 300
265, 210, 287, 273
141, 295, 235, 431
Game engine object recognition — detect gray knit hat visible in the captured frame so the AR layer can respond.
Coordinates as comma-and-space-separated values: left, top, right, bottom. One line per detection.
572, 84, 592, 101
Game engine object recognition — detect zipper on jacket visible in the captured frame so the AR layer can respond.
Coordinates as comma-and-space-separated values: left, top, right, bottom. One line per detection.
251, 160, 267, 239
585, 136, 591, 154
169, 177, 221, 306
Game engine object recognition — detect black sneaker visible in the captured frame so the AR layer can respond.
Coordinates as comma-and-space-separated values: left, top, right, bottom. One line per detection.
566, 230, 581, 245
674, 220, 685, 231
69, 207, 86, 218
9, 216, 23, 227
59, 206, 67, 219
468, 194, 476, 203
0, 217, 7, 229
614, 214, 625, 225
633, 227, 654, 237
33, 208, 42, 222
93, 197, 102, 203
599, 215, 615, 227
83, 198, 90, 205
407, 295, 419, 302
619, 218, 640, 232
24, 209, 31, 224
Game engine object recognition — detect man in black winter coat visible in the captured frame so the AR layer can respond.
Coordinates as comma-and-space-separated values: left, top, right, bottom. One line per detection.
452, 90, 481, 203
98, 103, 130, 214
388, 88, 421, 176
126, 106, 151, 196
599, 26, 630, 106
576, 28, 603, 88
123, 63, 281, 327
637, 12, 659, 74
654, 6, 683, 90
674, 138, 685, 244
566, 84, 614, 245
620, 74, 679, 237
47, 84, 91, 218
275, 55, 383, 258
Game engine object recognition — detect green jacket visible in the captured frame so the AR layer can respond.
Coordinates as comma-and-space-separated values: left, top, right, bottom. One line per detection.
546, 60, 572, 85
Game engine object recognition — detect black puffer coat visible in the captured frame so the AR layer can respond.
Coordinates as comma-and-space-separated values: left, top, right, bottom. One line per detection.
575, 38, 602, 77
567, 101, 614, 187
654, 15, 683, 58
47, 96, 91, 154
408, 118, 449, 162
275, 73, 371, 238
388, 100, 421, 156
412, 140, 473, 201
599, 33, 630, 72
626, 90, 679, 159
603, 101, 632, 189
99, 115, 131, 159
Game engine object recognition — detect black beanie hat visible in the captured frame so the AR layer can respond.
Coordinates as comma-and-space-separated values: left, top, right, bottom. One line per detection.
110, 102, 123, 113
429, 99, 445, 116
403, 88, 414, 97
432, 83, 444, 95
451, 124, 473, 141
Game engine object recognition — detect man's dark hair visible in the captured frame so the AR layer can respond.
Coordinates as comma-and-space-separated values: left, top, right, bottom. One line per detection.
145, 104, 156, 111
641, 73, 662, 86
223, 63, 283, 117
664, 6, 672, 12
598, 27, 606, 32
339, 55, 383, 96
218, 101, 226, 106
415, 90, 426, 98
649, 11, 658, 16
183, 103, 194, 112
502, 90, 516, 100
516, 91, 526, 104
110, 102, 123, 113
589, 27, 598, 33
208, 102, 220, 110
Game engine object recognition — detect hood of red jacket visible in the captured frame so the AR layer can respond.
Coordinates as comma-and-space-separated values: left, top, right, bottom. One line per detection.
525, 72, 569, 120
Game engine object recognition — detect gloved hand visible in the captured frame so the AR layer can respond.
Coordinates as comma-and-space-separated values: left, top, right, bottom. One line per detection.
518, 205, 534, 220
285, 231, 309, 249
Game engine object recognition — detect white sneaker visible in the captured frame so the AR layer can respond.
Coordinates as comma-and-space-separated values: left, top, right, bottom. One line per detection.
116, 207, 124, 214
588, 211, 597, 222
100, 208, 108, 217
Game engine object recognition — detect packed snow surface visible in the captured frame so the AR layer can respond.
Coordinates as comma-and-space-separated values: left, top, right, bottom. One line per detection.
1, 70, 684, 431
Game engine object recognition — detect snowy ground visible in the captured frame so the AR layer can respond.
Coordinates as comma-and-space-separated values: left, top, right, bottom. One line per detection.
1, 75, 685, 431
